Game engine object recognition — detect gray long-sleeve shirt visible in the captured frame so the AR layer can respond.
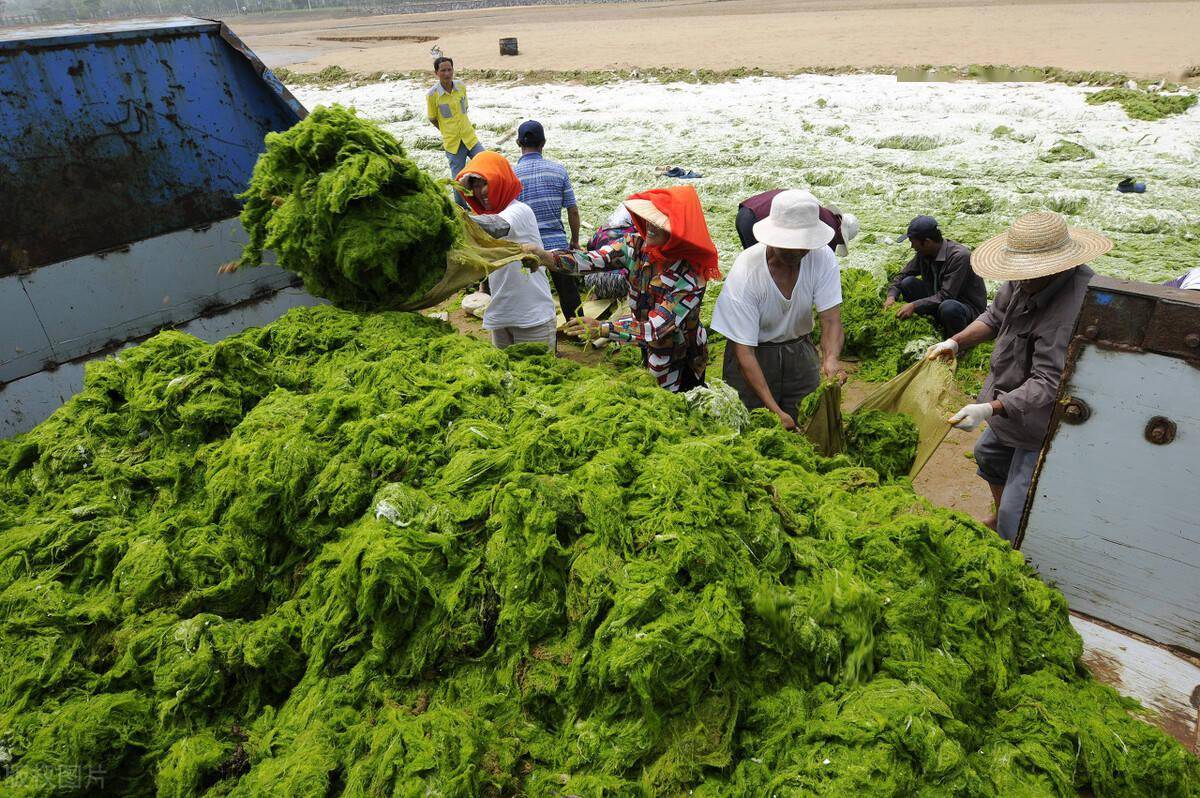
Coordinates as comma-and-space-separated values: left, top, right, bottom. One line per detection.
887, 239, 987, 317
977, 264, 1095, 450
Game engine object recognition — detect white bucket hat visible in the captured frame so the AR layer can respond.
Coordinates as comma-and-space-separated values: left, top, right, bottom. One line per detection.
835, 214, 860, 257
973, 211, 1112, 280
752, 189, 834, 250
824, 204, 860, 257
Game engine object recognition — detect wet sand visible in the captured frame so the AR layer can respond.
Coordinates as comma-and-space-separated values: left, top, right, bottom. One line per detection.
236, 0, 1200, 80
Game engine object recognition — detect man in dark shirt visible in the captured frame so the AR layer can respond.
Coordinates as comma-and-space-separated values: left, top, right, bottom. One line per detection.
736, 189, 858, 256
927, 211, 1112, 542
886, 216, 987, 337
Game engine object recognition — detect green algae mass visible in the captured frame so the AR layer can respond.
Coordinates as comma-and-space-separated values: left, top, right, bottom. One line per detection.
1040, 140, 1095, 163
833, 269, 994, 392
237, 105, 460, 308
845, 410, 920, 480
838, 269, 939, 381
1086, 88, 1198, 121
1, 306, 1197, 797
948, 186, 994, 215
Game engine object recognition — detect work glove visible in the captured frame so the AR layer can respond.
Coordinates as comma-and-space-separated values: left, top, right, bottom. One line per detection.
925, 339, 959, 361
948, 402, 993, 431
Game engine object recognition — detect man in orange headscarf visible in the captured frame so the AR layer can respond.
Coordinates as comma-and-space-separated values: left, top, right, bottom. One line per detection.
527, 185, 719, 392
456, 152, 557, 352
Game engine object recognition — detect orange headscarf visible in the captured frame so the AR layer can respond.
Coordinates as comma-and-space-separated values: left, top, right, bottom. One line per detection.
625, 185, 721, 281
455, 151, 523, 215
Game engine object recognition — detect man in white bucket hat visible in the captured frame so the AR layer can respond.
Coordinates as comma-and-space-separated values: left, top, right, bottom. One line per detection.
927, 211, 1112, 541
712, 189, 847, 430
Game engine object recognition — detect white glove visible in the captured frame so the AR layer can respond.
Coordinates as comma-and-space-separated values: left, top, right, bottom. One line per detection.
925, 339, 960, 361
949, 402, 993, 431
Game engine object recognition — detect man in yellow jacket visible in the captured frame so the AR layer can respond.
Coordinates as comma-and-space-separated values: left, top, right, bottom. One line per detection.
426, 56, 483, 206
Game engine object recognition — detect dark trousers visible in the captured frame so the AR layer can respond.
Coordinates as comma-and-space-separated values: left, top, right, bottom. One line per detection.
735, 206, 758, 249
551, 270, 582, 319
898, 276, 976, 337
973, 427, 1037, 544
721, 336, 820, 421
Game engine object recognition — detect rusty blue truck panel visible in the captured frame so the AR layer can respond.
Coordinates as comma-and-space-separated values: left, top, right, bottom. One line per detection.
0, 17, 305, 274
1, 17, 318, 433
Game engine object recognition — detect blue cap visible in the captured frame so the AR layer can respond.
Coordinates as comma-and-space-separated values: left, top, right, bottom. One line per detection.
896, 215, 940, 243
517, 120, 546, 147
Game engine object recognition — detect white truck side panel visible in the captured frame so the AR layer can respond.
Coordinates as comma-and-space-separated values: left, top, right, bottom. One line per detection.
1022, 346, 1200, 652
1, 287, 323, 438
1, 219, 294, 384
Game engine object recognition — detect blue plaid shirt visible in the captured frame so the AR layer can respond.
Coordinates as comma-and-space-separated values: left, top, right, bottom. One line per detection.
515, 152, 577, 251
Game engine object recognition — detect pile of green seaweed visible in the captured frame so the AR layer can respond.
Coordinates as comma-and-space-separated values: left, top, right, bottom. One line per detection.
236, 105, 460, 308
1085, 88, 1198, 121
1, 307, 1196, 797
844, 409, 919, 480
836, 268, 994, 392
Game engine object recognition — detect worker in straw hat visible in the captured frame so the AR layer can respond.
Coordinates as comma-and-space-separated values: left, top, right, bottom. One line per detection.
927, 211, 1112, 542
711, 189, 847, 430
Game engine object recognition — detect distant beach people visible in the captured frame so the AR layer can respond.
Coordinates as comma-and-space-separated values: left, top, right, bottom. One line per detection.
426, 55, 482, 207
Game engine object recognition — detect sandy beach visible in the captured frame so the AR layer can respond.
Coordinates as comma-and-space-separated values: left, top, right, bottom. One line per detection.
236, 0, 1200, 79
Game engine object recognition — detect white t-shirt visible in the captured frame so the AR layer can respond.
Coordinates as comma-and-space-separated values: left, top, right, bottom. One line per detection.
481, 201, 556, 330
710, 243, 842, 346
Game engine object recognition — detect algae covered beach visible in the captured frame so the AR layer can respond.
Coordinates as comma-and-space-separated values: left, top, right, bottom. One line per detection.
294, 72, 1200, 288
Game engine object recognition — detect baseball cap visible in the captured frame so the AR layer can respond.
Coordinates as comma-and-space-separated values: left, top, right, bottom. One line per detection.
517, 120, 546, 147
895, 215, 940, 243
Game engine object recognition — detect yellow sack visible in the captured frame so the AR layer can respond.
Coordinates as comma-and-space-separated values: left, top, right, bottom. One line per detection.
801, 381, 846, 458
392, 211, 540, 311
852, 357, 958, 478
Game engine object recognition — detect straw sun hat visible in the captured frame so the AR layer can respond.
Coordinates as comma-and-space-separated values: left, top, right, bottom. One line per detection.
623, 198, 670, 232
973, 211, 1112, 281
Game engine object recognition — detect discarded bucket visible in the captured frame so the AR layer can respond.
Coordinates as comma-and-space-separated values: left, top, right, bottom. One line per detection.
499, 37, 518, 56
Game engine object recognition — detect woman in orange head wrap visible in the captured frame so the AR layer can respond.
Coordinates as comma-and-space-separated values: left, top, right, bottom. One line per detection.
455, 151, 558, 352
528, 184, 720, 392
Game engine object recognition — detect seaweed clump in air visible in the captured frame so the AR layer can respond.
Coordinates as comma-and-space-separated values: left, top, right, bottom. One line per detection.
0, 305, 1198, 797
236, 105, 461, 308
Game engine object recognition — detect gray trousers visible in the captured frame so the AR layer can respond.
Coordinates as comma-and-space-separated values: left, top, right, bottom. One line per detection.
973, 427, 1037, 543
721, 336, 820, 421
489, 319, 557, 353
